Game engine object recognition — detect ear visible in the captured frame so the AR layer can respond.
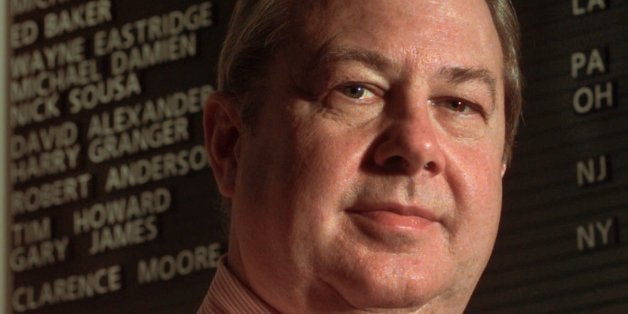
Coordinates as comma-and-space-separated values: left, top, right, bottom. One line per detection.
203, 91, 243, 197
501, 162, 507, 178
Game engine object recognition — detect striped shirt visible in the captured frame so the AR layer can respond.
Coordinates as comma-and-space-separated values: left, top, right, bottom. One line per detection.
197, 255, 278, 313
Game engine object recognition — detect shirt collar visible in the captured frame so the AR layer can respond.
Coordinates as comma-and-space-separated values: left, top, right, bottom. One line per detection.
197, 255, 278, 313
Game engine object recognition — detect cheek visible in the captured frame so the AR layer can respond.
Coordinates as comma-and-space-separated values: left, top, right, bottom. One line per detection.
288, 121, 367, 210
442, 150, 503, 289
285, 117, 378, 229
287, 101, 376, 194
444, 139, 504, 235
452, 117, 506, 203
237, 107, 370, 229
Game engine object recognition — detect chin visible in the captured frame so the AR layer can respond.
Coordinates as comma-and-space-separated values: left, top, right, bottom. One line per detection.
347, 279, 472, 313
328, 256, 458, 311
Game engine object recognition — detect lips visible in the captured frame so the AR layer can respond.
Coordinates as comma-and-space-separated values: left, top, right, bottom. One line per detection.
347, 203, 440, 232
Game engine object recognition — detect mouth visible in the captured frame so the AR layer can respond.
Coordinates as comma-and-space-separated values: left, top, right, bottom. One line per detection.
347, 203, 440, 233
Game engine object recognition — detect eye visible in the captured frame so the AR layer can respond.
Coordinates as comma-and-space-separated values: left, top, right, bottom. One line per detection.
443, 99, 470, 113
431, 98, 481, 116
341, 84, 376, 100
322, 81, 385, 122
429, 97, 488, 139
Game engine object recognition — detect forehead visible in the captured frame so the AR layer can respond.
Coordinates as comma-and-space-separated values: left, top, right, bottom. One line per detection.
290, 0, 503, 80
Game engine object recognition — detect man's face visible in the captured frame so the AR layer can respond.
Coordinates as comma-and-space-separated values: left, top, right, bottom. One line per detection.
226, 0, 506, 311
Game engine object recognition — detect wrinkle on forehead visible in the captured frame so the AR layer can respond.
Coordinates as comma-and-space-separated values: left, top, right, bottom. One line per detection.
295, 0, 497, 56
283, 0, 504, 95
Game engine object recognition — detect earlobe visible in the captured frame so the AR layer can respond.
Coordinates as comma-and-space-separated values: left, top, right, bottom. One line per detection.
501, 163, 507, 178
203, 92, 242, 197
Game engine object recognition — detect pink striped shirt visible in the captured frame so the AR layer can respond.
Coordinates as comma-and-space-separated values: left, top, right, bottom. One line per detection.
197, 256, 278, 313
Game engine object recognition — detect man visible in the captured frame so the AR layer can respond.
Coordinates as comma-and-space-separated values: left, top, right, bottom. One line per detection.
200, 0, 522, 312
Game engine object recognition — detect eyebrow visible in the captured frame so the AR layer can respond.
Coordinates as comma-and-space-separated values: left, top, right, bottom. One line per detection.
319, 48, 397, 73
437, 66, 497, 107
294, 45, 398, 99
304, 46, 498, 107
303, 45, 399, 79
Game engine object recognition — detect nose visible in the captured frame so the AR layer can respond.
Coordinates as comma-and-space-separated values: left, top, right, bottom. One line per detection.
372, 103, 445, 176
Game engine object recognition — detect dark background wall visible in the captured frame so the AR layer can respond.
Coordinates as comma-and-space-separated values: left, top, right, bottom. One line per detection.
4, 0, 627, 313
469, 0, 628, 312
7, 1, 233, 313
